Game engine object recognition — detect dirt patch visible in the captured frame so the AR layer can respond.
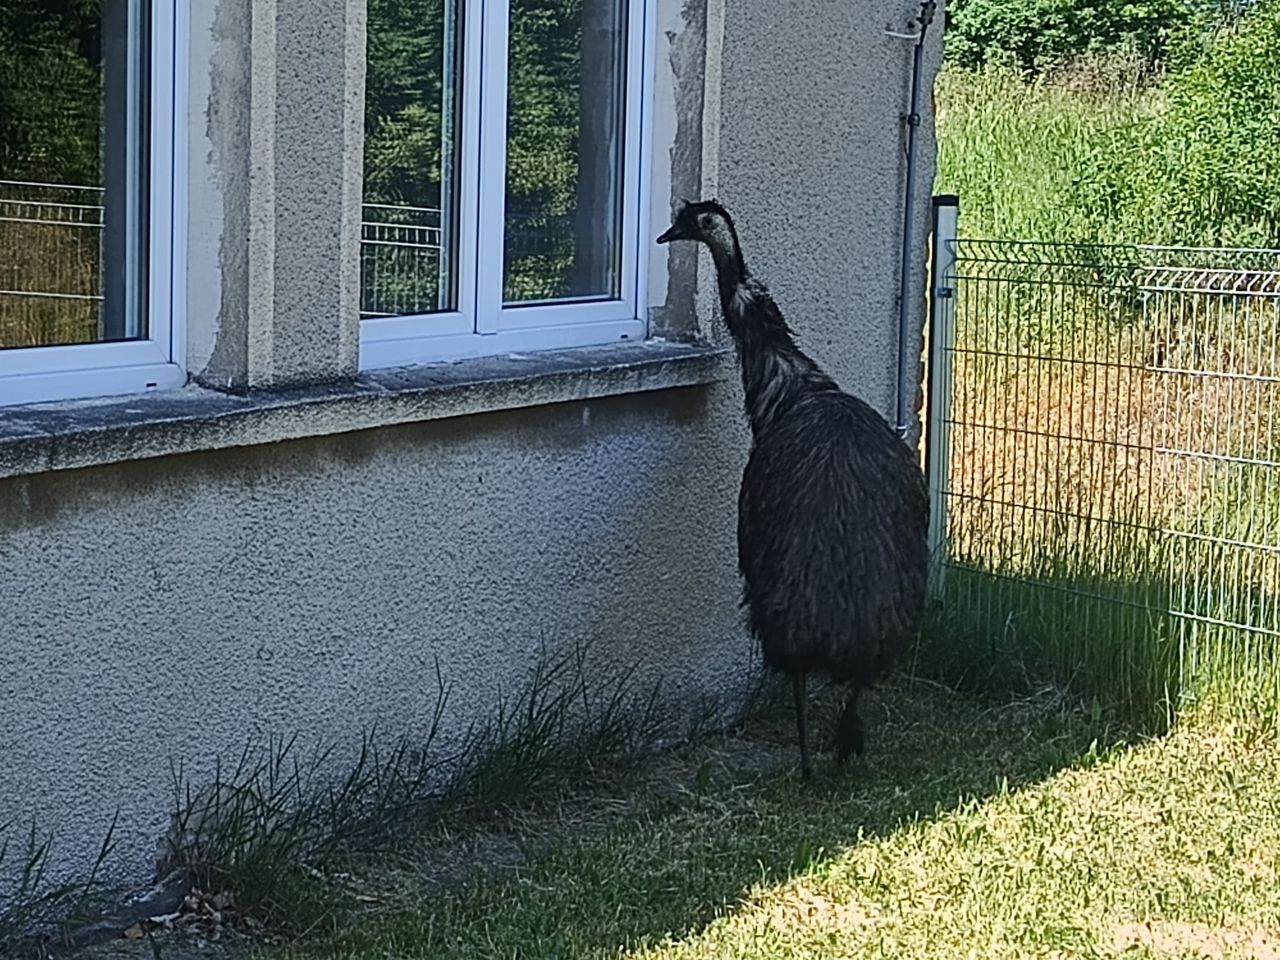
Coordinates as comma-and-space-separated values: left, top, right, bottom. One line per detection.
1111, 919, 1280, 959
758, 887, 876, 932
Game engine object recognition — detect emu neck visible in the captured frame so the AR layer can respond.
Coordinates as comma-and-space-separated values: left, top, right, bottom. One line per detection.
707, 238, 748, 317
704, 246, 833, 434
735, 315, 828, 434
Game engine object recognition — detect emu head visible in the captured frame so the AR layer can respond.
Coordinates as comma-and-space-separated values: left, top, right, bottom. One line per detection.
656, 198, 743, 272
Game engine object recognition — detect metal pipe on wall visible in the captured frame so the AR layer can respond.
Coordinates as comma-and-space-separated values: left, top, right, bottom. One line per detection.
893, 0, 937, 441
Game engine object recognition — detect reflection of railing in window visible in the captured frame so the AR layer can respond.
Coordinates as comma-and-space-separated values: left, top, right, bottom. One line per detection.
362, 204, 576, 314
0, 179, 104, 348
1, 181, 579, 340
360, 203, 445, 318
503, 212, 573, 303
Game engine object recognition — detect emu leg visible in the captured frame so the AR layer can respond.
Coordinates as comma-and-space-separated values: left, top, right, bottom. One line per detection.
834, 687, 865, 760
792, 672, 814, 780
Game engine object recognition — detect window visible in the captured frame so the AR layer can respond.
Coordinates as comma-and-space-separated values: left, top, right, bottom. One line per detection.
360, 0, 649, 369
0, 1, 182, 407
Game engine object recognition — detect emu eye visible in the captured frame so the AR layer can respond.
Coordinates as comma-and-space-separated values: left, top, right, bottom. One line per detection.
699, 214, 712, 230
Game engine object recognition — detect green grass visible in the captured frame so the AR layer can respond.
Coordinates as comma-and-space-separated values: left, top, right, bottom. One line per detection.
919, 515, 1280, 735
936, 61, 1158, 243
0, 814, 118, 954
936, 5, 1280, 249
160, 644, 706, 934
243, 677, 1276, 959
918, 560, 1177, 729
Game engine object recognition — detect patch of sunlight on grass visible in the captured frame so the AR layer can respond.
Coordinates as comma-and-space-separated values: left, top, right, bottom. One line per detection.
630, 726, 1280, 960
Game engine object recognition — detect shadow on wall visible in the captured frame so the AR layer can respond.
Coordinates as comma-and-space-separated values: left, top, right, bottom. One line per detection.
0, 383, 752, 913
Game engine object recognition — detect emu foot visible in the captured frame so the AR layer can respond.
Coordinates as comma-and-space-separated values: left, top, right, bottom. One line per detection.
792, 673, 814, 780
832, 692, 865, 761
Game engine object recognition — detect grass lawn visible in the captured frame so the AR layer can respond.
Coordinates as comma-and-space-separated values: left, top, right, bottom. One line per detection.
256, 678, 1280, 960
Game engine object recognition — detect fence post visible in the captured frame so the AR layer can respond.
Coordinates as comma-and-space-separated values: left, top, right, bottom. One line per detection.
925, 195, 959, 603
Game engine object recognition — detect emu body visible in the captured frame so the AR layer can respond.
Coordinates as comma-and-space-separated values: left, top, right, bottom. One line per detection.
658, 200, 929, 778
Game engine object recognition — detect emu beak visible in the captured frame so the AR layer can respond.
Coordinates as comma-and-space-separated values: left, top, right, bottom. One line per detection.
655, 223, 684, 244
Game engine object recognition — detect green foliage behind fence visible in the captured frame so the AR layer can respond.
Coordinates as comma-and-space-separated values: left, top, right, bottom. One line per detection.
937, 0, 1280, 249
944, 0, 1190, 74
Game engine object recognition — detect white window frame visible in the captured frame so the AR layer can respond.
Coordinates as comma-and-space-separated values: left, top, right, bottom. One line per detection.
359, 0, 654, 371
0, 1, 186, 408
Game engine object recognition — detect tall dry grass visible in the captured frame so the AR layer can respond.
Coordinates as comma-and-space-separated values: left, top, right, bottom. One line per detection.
923, 244, 1280, 730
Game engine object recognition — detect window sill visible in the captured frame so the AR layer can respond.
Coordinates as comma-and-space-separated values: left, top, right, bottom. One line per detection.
0, 340, 732, 481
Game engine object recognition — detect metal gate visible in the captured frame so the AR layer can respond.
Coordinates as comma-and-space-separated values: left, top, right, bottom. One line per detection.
925, 196, 1280, 722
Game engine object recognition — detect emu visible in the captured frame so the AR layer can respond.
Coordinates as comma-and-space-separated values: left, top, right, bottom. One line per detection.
657, 199, 929, 779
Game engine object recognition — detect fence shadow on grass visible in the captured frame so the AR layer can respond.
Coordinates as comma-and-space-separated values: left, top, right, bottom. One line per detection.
915, 562, 1181, 732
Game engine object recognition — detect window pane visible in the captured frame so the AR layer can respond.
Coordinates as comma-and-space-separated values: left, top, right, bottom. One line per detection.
503, 0, 626, 305
362, 0, 462, 318
0, 0, 148, 349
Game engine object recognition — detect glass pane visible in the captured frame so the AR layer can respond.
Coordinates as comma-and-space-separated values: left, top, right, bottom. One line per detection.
503, 0, 626, 305
0, 0, 148, 349
362, 0, 462, 318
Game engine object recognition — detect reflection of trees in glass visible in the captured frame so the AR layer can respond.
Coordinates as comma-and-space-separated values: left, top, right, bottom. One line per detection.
504, 0, 581, 302
0, 1, 102, 186
364, 0, 616, 312
504, 0, 623, 304
362, 0, 451, 316
364, 0, 448, 211
0, 2, 104, 348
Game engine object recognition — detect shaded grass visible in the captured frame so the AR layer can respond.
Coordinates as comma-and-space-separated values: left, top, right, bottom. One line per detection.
263, 678, 1140, 959
162, 645, 718, 936
916, 559, 1178, 731
0, 815, 118, 955
918, 512, 1280, 735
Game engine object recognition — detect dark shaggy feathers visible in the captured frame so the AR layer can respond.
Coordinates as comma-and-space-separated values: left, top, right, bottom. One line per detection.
657, 199, 929, 777
738, 381, 929, 682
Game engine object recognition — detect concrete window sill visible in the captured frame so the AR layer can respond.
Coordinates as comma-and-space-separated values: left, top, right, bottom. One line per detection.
0, 340, 732, 481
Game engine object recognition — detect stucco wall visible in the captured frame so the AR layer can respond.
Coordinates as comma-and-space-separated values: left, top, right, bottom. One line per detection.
0, 387, 749, 886
649, 0, 944, 432
0, 0, 941, 893
715, 0, 944, 431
